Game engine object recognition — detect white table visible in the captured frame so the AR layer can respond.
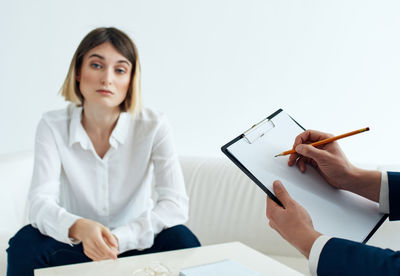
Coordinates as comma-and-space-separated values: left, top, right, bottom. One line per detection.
35, 242, 304, 276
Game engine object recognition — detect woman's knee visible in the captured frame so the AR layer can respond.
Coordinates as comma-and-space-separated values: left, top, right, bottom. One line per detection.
7, 224, 46, 259
7, 224, 89, 275
7, 224, 52, 276
157, 225, 201, 250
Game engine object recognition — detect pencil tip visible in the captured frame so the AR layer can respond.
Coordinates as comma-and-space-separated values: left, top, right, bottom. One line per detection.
274, 154, 280, 157
366, 127, 370, 131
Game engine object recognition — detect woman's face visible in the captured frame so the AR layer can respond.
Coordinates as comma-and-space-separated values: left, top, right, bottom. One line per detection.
77, 42, 132, 110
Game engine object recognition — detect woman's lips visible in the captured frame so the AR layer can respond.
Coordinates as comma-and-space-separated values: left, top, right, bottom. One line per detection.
96, 89, 113, 95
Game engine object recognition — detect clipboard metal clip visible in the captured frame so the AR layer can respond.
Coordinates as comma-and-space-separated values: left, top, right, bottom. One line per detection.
243, 117, 275, 144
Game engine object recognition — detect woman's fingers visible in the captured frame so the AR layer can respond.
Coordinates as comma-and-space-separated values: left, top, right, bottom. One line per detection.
94, 236, 118, 260
80, 222, 119, 261
102, 228, 118, 250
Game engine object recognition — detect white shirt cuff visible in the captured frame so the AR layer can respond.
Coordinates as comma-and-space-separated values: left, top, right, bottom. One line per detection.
379, 171, 389, 214
112, 224, 142, 253
59, 212, 82, 246
308, 235, 332, 276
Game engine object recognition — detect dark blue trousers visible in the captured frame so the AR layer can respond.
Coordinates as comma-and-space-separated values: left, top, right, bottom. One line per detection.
7, 224, 200, 276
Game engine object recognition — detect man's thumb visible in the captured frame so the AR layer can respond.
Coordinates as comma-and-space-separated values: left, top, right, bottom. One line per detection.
273, 181, 291, 206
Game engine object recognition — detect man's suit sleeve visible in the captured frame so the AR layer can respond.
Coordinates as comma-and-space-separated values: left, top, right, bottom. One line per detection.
317, 171, 400, 276
388, 171, 400, 220
317, 238, 400, 276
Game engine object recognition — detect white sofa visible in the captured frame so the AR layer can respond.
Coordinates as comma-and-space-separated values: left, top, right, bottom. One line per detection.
1, 151, 400, 276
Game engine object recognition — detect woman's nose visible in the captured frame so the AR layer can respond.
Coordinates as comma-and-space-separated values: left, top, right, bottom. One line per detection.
101, 79, 111, 86
100, 69, 113, 86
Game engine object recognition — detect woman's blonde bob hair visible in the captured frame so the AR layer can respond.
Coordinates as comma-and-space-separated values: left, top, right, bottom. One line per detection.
60, 27, 142, 115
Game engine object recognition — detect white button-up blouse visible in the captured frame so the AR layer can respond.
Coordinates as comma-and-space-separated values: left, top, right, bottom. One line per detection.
28, 104, 189, 253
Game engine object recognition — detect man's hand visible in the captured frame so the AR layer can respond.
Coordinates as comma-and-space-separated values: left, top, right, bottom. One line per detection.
69, 218, 119, 261
266, 181, 321, 258
288, 129, 381, 202
288, 129, 356, 189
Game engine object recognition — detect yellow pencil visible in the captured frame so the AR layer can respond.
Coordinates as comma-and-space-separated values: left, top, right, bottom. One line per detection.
274, 127, 370, 157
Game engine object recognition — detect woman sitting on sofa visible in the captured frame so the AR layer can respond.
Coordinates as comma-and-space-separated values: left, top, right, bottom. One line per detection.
7, 27, 200, 275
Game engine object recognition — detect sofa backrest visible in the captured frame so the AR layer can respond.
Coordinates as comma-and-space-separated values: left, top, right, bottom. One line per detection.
0, 151, 33, 236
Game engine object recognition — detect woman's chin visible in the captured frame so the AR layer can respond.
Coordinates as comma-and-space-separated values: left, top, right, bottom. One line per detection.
84, 99, 122, 111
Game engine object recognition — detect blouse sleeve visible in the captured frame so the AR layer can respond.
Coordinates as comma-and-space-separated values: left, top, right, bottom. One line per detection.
149, 116, 189, 229
28, 119, 81, 245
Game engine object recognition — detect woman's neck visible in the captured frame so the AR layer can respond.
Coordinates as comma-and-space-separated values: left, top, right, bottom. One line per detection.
81, 103, 120, 139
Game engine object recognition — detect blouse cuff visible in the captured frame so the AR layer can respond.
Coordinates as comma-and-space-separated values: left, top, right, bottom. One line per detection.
308, 235, 332, 276
59, 212, 82, 246
112, 223, 141, 253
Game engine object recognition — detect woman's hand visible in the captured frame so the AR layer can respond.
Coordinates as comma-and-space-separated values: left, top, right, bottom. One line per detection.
266, 181, 322, 258
69, 218, 119, 261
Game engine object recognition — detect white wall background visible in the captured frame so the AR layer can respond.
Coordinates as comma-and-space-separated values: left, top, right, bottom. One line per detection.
1, 0, 400, 165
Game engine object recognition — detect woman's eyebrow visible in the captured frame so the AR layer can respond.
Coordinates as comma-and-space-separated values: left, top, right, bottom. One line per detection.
88, 54, 131, 66
116, 60, 131, 66
88, 53, 104, 59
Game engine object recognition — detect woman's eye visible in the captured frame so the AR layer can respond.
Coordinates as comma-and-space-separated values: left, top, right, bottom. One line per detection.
91, 63, 101, 69
116, 68, 126, 74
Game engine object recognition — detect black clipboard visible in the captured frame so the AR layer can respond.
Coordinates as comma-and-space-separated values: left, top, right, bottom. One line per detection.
221, 109, 387, 243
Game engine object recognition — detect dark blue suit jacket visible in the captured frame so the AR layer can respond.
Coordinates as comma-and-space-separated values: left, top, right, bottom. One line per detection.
317, 171, 400, 276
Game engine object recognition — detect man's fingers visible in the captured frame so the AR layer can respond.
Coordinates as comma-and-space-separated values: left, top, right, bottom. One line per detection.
296, 157, 307, 173
296, 130, 333, 144
289, 130, 332, 166
288, 134, 305, 166
295, 144, 329, 164
288, 153, 299, 166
